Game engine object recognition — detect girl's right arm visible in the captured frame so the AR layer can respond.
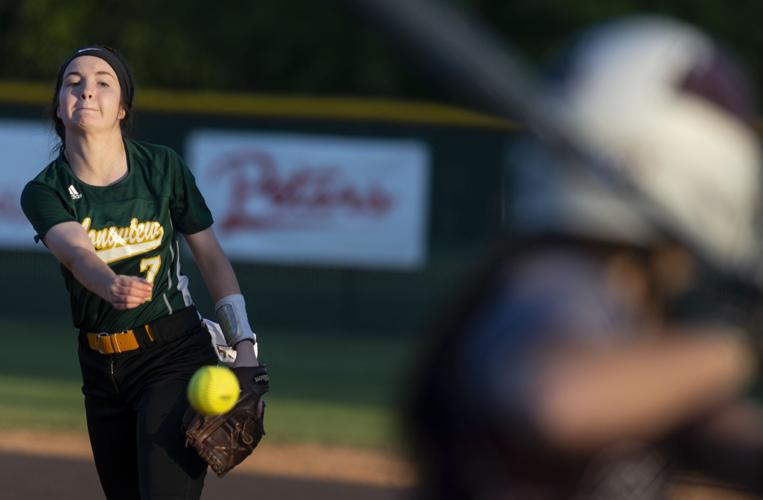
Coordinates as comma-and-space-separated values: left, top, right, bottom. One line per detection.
43, 221, 152, 310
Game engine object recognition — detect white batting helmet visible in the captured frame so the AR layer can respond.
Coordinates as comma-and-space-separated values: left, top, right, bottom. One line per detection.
511, 16, 763, 277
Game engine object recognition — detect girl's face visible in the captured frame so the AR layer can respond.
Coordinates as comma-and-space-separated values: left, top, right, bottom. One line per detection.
56, 55, 125, 135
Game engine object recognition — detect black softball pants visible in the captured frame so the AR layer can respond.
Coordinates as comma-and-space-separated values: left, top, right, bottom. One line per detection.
78, 319, 218, 500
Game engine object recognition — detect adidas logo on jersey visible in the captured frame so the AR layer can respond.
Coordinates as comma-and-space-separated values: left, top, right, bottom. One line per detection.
68, 185, 82, 200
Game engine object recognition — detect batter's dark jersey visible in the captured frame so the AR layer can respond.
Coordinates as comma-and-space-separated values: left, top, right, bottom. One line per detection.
20, 138, 213, 332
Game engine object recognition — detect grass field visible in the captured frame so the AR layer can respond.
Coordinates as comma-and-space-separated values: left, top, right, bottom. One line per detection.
0, 318, 420, 450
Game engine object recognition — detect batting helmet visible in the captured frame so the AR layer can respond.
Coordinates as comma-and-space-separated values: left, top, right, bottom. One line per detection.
509, 16, 763, 278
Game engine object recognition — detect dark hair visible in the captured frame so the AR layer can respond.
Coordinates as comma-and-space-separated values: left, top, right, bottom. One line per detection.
51, 45, 135, 151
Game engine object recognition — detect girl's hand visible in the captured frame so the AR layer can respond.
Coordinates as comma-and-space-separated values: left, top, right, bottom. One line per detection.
106, 275, 153, 309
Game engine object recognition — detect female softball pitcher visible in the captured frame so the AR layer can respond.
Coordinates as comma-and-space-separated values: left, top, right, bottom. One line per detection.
20, 45, 267, 499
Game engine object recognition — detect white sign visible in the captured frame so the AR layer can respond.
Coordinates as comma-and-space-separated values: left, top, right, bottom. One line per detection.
0, 121, 57, 249
186, 131, 430, 269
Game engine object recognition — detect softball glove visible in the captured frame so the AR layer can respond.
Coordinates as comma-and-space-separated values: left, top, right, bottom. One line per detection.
185, 365, 269, 477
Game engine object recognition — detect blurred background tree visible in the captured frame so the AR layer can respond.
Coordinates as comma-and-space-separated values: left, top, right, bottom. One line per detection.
0, 0, 760, 104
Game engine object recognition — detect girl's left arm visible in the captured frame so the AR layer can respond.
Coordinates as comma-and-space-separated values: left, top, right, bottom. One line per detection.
183, 226, 240, 302
184, 226, 259, 367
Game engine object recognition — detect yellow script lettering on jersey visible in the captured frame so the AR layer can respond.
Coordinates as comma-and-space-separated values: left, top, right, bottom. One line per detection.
81, 217, 165, 264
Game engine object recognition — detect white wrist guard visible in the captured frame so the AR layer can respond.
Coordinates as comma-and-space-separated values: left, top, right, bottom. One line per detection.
214, 294, 256, 347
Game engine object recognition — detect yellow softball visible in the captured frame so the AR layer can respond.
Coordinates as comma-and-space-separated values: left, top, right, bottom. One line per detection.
187, 365, 240, 416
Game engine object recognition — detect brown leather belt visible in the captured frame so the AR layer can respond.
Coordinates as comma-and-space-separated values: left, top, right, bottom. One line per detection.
85, 306, 200, 355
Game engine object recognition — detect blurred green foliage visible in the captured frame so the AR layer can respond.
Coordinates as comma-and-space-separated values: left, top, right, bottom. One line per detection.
0, 0, 760, 100
0, 0, 420, 97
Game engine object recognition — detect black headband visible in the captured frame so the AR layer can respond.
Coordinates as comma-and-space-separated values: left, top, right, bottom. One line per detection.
57, 46, 134, 109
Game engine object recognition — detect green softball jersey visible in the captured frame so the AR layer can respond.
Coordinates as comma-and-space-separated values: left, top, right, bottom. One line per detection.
20, 138, 213, 333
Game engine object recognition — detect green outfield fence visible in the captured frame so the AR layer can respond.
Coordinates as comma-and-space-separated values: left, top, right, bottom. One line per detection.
0, 82, 515, 335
